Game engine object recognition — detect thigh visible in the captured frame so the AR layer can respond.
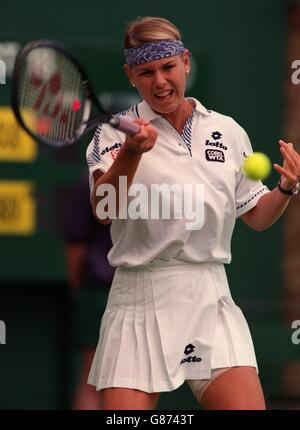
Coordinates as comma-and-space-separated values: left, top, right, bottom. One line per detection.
101, 388, 160, 410
198, 366, 266, 410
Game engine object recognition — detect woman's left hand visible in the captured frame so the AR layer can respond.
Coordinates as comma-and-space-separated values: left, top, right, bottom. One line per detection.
273, 139, 300, 189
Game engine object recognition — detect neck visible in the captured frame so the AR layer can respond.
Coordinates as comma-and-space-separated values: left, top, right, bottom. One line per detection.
161, 98, 194, 134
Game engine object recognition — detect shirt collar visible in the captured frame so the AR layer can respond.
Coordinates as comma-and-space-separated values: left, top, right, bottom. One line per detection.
188, 98, 210, 116
136, 97, 210, 122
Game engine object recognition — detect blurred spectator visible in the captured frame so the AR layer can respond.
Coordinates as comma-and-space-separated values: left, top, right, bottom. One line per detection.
62, 171, 114, 409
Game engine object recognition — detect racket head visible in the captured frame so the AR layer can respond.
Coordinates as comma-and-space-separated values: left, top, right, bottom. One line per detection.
11, 39, 107, 147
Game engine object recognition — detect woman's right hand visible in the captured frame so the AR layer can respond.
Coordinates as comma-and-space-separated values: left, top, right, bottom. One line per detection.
124, 118, 158, 155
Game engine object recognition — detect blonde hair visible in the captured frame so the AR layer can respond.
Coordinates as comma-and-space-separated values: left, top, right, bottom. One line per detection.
124, 16, 182, 49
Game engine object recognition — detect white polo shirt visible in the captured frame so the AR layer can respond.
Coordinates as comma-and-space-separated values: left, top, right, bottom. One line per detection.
86, 98, 269, 268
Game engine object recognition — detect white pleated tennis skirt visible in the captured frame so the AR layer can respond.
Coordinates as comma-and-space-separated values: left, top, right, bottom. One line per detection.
88, 261, 258, 393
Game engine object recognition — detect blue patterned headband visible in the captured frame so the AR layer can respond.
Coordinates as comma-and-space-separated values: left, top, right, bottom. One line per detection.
124, 40, 185, 67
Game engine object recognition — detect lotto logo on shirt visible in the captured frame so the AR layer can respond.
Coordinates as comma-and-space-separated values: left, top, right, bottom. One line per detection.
100, 143, 122, 156
205, 149, 225, 163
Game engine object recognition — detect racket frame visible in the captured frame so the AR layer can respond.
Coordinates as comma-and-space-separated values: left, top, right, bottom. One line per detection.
11, 39, 113, 146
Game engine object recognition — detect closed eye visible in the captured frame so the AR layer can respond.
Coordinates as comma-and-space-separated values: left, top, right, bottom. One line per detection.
139, 70, 152, 76
138, 63, 176, 76
163, 64, 175, 70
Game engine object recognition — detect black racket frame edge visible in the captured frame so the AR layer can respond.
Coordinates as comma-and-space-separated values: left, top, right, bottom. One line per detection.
11, 39, 109, 145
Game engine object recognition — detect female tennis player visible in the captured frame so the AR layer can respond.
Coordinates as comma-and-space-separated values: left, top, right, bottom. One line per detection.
86, 16, 300, 410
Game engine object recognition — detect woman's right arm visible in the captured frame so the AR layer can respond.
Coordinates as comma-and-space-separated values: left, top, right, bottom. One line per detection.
91, 119, 158, 224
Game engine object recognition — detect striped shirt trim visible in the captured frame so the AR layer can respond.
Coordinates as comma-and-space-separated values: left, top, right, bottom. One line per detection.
236, 186, 269, 211
116, 105, 138, 118
181, 108, 195, 156
87, 124, 102, 168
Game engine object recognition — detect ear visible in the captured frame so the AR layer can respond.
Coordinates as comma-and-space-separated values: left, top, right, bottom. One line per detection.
123, 64, 132, 82
183, 49, 191, 74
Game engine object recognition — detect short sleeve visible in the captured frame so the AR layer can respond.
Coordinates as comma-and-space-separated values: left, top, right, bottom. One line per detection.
234, 125, 270, 218
86, 123, 125, 191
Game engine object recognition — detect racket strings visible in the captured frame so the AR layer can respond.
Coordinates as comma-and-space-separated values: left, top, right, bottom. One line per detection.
17, 48, 86, 145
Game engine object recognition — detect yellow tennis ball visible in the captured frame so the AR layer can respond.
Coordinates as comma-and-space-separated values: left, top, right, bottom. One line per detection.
243, 152, 272, 181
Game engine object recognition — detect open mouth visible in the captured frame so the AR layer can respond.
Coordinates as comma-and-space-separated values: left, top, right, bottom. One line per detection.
154, 90, 173, 100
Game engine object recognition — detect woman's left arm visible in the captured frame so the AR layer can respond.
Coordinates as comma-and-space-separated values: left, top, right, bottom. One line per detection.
241, 140, 300, 231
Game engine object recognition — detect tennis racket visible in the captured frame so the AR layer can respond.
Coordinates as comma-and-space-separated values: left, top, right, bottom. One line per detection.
11, 39, 140, 147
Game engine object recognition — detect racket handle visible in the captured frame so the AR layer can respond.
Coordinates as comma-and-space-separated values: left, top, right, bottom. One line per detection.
109, 116, 141, 136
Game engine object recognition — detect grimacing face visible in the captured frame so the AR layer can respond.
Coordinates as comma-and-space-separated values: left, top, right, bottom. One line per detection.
124, 50, 190, 115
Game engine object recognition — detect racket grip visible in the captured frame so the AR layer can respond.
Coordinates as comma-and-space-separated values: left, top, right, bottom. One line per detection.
109, 116, 140, 136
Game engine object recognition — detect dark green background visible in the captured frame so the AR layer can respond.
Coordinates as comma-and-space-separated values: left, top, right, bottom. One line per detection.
0, 0, 298, 410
